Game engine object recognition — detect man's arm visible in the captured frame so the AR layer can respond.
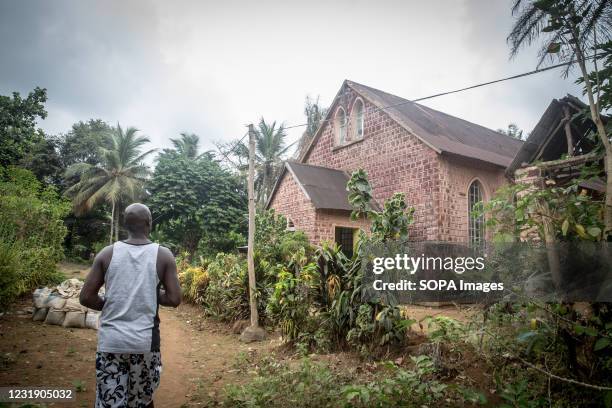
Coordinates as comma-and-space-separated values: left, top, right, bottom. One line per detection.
80, 246, 112, 311
157, 246, 181, 307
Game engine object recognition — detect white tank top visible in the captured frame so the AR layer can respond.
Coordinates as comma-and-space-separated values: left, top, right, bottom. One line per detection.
98, 241, 160, 353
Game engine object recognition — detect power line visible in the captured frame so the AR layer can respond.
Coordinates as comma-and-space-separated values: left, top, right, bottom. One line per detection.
284, 56, 595, 131
220, 55, 594, 165
218, 130, 248, 169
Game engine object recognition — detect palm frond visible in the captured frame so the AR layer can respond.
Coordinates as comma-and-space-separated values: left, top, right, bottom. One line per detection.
508, 5, 546, 58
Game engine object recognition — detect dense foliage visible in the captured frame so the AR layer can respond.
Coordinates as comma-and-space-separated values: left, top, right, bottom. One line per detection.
482, 170, 605, 242
59, 119, 113, 169
177, 210, 312, 324
223, 356, 483, 408
178, 170, 416, 356
147, 149, 247, 255
0, 167, 69, 308
65, 125, 154, 244
0, 87, 48, 168
480, 171, 612, 406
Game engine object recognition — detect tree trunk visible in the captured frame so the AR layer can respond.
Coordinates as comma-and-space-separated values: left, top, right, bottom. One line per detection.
573, 43, 612, 237
109, 200, 115, 245
262, 164, 269, 207
606, 155, 612, 238
115, 210, 119, 242
538, 200, 562, 291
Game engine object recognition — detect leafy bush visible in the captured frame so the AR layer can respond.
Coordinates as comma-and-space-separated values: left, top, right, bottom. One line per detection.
176, 211, 313, 325
221, 356, 483, 407
266, 249, 319, 341
223, 358, 345, 408
481, 172, 604, 242
478, 168, 612, 406
316, 170, 415, 352
202, 253, 250, 322
0, 167, 68, 308
147, 150, 247, 255
179, 265, 209, 304
0, 241, 20, 309
255, 209, 312, 263
342, 356, 449, 407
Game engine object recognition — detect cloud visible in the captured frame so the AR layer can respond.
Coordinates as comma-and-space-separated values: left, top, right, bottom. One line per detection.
0, 0, 587, 155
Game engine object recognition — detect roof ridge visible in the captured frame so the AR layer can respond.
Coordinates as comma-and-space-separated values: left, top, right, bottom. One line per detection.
347, 80, 522, 145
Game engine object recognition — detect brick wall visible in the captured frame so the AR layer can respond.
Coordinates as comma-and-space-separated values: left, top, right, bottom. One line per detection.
268, 170, 318, 239
303, 86, 441, 241
271, 84, 511, 245
437, 155, 508, 242
313, 209, 371, 244
268, 170, 371, 245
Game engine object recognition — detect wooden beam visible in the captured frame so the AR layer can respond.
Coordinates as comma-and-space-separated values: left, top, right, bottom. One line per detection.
563, 106, 574, 157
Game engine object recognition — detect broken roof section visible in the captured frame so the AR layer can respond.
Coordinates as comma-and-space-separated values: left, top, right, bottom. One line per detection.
506, 94, 601, 177
301, 80, 524, 167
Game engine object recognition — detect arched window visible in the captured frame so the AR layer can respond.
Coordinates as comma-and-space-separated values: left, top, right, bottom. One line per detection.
335, 107, 347, 145
286, 218, 295, 232
468, 180, 485, 245
351, 98, 365, 139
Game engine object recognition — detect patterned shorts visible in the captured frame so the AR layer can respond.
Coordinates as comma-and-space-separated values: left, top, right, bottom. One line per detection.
95, 352, 162, 408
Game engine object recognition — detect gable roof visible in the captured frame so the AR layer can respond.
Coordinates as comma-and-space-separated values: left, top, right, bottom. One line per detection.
302, 80, 524, 167
268, 161, 354, 211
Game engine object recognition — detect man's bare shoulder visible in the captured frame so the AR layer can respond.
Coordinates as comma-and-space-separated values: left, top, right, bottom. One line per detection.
94, 245, 114, 263
157, 245, 175, 261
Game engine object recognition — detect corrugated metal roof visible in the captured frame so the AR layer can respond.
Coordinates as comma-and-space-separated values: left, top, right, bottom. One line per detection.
346, 81, 524, 167
286, 162, 353, 210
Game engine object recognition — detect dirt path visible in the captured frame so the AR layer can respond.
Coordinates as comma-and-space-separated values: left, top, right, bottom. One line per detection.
0, 300, 276, 407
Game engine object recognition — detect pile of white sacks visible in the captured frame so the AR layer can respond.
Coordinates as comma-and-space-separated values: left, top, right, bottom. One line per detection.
32, 278, 102, 330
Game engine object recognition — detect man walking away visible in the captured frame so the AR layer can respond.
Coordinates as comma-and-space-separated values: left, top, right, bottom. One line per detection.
80, 203, 181, 408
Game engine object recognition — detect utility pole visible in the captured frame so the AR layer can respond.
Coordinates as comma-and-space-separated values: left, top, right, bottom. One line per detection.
240, 123, 265, 342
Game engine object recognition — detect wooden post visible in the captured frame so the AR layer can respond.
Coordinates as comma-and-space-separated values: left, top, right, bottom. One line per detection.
563, 106, 573, 157
247, 123, 259, 327
240, 124, 265, 342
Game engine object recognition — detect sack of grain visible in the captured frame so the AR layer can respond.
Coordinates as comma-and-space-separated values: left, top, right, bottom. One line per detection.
64, 298, 87, 313
85, 311, 100, 330
44, 309, 66, 326
33, 287, 52, 309
32, 307, 49, 322
62, 311, 86, 328
45, 294, 66, 310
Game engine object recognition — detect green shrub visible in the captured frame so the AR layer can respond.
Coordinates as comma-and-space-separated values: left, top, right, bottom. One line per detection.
178, 265, 209, 304
266, 249, 319, 342
223, 358, 346, 408
203, 253, 249, 322
221, 356, 482, 407
0, 167, 69, 308
0, 241, 20, 308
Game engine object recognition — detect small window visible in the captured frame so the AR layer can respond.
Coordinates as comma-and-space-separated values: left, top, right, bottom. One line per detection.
335, 226, 356, 258
352, 98, 364, 139
287, 218, 295, 232
335, 107, 347, 145
468, 180, 485, 245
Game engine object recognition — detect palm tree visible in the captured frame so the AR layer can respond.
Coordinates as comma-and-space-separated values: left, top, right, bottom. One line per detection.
508, 0, 612, 236
65, 124, 156, 244
170, 132, 200, 159
254, 118, 292, 206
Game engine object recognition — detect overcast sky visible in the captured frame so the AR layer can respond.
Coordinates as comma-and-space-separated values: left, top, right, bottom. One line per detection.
0, 0, 586, 156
